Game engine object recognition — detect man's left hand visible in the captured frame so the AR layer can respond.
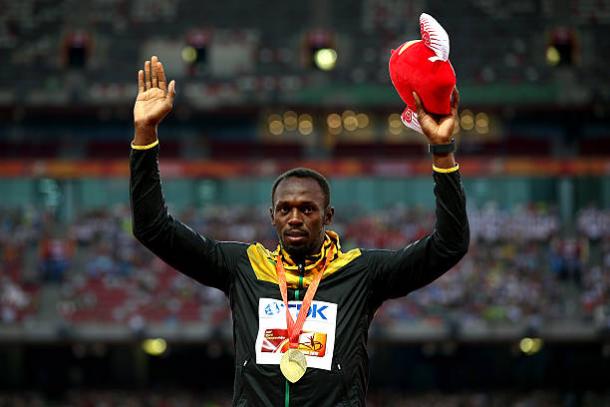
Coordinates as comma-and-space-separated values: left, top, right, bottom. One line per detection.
413, 87, 459, 144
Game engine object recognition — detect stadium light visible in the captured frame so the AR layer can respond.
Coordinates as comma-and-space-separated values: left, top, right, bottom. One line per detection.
327, 113, 342, 135
342, 111, 358, 132
298, 114, 313, 136
475, 112, 490, 134
547, 27, 576, 66
142, 338, 168, 356
267, 113, 285, 136
304, 29, 336, 71
546, 46, 560, 66
356, 113, 370, 128
460, 110, 474, 131
519, 337, 543, 356
388, 113, 403, 135
283, 111, 298, 131
184, 29, 210, 69
181, 46, 198, 64
314, 48, 338, 71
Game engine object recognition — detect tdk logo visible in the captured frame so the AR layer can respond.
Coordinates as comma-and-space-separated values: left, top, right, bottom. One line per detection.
264, 301, 328, 320
264, 302, 282, 316
289, 303, 328, 320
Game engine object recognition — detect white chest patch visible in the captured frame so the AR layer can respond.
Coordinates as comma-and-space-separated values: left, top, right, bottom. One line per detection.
255, 297, 338, 371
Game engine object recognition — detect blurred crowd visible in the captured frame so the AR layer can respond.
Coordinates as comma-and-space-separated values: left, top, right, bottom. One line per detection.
1, 389, 608, 407
2, 202, 609, 329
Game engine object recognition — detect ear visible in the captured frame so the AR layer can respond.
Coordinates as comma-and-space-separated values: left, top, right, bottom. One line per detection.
269, 207, 275, 225
419, 13, 450, 61
324, 207, 334, 226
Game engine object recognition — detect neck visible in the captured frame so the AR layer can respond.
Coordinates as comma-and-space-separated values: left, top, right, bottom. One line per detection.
289, 252, 306, 265
283, 235, 326, 264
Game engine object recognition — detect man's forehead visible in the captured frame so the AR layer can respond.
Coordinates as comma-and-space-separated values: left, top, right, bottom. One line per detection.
273, 177, 324, 203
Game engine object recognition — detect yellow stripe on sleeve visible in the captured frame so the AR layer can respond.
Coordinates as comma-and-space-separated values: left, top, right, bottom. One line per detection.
432, 163, 460, 173
131, 139, 159, 150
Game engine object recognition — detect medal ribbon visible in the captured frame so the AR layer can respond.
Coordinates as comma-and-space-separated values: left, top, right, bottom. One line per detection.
276, 244, 334, 348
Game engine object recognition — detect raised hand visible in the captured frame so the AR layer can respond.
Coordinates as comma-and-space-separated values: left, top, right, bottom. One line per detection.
413, 88, 459, 145
133, 56, 176, 130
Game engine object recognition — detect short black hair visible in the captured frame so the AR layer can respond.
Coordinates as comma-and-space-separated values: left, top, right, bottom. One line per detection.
271, 167, 331, 208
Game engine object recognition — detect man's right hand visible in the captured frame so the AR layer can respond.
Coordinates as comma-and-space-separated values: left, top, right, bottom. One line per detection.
132, 56, 176, 145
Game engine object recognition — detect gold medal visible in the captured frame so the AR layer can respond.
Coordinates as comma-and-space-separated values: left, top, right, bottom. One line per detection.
280, 348, 307, 383
275, 244, 334, 384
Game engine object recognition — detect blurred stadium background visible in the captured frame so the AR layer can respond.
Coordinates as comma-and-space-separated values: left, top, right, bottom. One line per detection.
1, 0, 610, 405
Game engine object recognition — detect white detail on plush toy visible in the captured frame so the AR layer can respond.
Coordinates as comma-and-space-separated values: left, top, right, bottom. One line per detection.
419, 13, 450, 61
398, 40, 420, 55
400, 107, 423, 134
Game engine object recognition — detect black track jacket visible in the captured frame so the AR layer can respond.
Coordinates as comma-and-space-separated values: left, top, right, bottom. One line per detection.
130, 146, 469, 406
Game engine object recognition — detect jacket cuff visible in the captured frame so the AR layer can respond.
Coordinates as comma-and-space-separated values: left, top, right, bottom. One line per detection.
432, 163, 459, 173
131, 140, 159, 150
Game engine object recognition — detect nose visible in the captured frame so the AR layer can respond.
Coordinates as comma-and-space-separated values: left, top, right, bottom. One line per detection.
287, 208, 303, 226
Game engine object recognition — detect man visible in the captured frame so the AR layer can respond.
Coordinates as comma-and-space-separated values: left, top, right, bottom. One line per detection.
130, 56, 469, 406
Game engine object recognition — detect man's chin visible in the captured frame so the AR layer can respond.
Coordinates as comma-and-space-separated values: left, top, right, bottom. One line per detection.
281, 241, 311, 259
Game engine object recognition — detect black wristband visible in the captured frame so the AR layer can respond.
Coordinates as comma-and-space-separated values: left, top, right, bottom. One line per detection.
429, 138, 456, 155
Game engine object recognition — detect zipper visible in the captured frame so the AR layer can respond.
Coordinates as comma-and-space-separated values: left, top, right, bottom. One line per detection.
236, 358, 249, 402
240, 359, 249, 380
295, 262, 304, 300
285, 262, 305, 407
335, 360, 351, 400
335, 361, 343, 376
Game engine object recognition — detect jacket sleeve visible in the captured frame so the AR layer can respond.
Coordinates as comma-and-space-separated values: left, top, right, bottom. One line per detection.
367, 170, 469, 306
129, 145, 245, 294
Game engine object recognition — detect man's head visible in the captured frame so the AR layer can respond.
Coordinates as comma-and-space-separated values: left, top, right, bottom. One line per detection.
270, 168, 334, 259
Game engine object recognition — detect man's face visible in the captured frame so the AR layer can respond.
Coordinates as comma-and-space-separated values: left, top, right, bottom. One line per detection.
270, 177, 334, 259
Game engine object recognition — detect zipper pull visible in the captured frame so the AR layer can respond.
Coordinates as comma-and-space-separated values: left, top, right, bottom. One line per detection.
243, 360, 248, 367
298, 263, 304, 275
337, 363, 342, 370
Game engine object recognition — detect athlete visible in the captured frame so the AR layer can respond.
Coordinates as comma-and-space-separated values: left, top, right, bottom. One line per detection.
130, 56, 469, 406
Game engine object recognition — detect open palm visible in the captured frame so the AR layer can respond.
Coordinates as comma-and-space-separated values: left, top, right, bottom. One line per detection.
133, 56, 176, 128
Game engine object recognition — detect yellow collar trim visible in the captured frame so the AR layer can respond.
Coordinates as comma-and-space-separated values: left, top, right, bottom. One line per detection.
246, 231, 361, 288
272, 230, 340, 273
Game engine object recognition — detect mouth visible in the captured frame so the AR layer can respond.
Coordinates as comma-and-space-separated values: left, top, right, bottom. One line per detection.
284, 230, 308, 245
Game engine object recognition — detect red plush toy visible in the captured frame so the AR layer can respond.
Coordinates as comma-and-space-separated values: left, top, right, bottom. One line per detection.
389, 13, 456, 134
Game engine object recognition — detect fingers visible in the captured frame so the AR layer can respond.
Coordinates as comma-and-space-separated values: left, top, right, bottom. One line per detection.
451, 87, 460, 107
412, 91, 428, 120
450, 87, 460, 116
138, 70, 144, 94
144, 60, 152, 90
151, 56, 159, 88
141, 56, 171, 94
167, 80, 176, 105
412, 90, 439, 138
157, 61, 167, 91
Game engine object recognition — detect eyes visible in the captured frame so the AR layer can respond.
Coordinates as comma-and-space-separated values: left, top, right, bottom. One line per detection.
276, 204, 316, 216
